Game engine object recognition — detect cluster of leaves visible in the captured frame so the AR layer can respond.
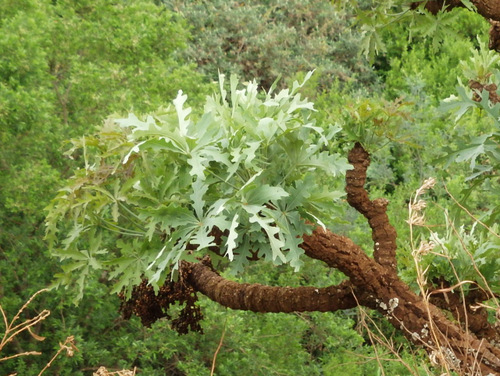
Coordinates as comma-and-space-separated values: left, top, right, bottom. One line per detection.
342, 96, 415, 150
349, 0, 482, 63
441, 42, 500, 183
46, 72, 349, 300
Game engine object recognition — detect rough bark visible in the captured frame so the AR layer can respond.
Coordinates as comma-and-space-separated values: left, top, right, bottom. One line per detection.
300, 228, 500, 375
346, 143, 398, 272
180, 225, 500, 373
185, 262, 360, 313
411, 0, 500, 51
429, 281, 500, 344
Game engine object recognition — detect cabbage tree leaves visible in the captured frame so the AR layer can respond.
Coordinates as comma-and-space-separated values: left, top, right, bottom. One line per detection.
46, 73, 349, 299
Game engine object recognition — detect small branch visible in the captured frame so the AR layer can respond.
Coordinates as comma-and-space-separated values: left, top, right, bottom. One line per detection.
346, 143, 397, 272
429, 281, 500, 342
210, 319, 226, 376
1, 289, 50, 353
411, 0, 500, 20
410, 0, 467, 15
38, 336, 78, 376
1, 351, 42, 362
9, 289, 48, 328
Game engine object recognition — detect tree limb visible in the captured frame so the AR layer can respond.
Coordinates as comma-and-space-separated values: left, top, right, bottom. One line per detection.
346, 142, 397, 272
411, 0, 500, 20
184, 261, 360, 313
184, 225, 500, 373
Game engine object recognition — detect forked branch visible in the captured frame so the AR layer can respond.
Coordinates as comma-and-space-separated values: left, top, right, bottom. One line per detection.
125, 142, 500, 374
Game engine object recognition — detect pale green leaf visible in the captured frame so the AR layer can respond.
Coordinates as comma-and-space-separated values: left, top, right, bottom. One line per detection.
173, 90, 192, 137
245, 185, 289, 206
225, 213, 239, 261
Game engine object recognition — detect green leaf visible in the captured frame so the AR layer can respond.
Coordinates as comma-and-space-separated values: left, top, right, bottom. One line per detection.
244, 205, 286, 263
173, 90, 192, 137
61, 224, 89, 249
225, 213, 239, 261
303, 152, 351, 177
245, 185, 289, 206
446, 134, 493, 170
360, 26, 386, 63
190, 178, 209, 219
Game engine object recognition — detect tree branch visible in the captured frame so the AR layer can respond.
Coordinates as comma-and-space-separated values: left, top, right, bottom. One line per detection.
184, 261, 359, 313
346, 142, 397, 272
428, 280, 500, 343
182, 225, 500, 373
124, 141, 500, 373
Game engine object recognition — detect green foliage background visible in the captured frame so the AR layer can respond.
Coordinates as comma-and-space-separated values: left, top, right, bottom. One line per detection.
1, 0, 499, 375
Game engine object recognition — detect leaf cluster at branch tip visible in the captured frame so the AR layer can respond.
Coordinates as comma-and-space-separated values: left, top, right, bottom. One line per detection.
45, 72, 350, 300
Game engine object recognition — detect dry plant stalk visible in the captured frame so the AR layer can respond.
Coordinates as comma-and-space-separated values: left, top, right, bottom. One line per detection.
210, 319, 227, 376
355, 305, 429, 376
1, 289, 79, 376
0, 289, 50, 362
408, 178, 460, 375
37, 336, 78, 376
407, 178, 500, 375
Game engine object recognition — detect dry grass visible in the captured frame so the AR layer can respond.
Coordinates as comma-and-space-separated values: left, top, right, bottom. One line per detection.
406, 178, 499, 375
0, 289, 51, 365
355, 305, 432, 376
1, 289, 136, 375
93, 366, 137, 375
353, 178, 500, 375
0, 288, 79, 376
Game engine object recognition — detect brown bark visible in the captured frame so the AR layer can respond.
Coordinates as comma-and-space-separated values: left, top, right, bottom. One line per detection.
181, 226, 500, 373
185, 262, 360, 313
301, 228, 500, 374
490, 20, 500, 52
346, 142, 398, 272
429, 282, 500, 343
